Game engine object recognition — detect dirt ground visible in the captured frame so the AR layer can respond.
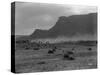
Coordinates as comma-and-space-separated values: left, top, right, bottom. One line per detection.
15, 44, 97, 73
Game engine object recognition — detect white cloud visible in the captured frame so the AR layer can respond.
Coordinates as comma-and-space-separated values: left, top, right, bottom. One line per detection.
15, 2, 97, 35
70, 5, 97, 15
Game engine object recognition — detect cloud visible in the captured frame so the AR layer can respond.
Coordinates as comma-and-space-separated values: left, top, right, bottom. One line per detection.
70, 5, 97, 15
15, 2, 97, 35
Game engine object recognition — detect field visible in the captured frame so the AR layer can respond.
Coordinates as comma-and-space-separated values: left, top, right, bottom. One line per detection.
15, 41, 97, 73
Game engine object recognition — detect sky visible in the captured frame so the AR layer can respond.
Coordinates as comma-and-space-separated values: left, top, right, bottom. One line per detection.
15, 2, 97, 35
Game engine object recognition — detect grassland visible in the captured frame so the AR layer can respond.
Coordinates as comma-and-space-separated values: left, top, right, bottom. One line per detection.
15, 41, 97, 73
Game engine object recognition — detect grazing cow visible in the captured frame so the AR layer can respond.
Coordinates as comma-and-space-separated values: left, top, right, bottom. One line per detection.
67, 51, 74, 55
47, 46, 57, 54
52, 48, 56, 52
49, 46, 57, 52
54, 46, 57, 49
48, 50, 54, 54
25, 47, 29, 50
88, 48, 92, 51
67, 57, 75, 60
33, 47, 39, 50
63, 54, 69, 58
63, 50, 75, 60
63, 54, 75, 60
37, 61, 45, 64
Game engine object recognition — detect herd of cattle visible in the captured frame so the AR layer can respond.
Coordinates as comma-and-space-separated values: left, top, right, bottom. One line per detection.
46, 46, 92, 60
16, 40, 93, 60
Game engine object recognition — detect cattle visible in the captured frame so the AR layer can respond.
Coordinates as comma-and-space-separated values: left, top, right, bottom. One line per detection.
25, 47, 30, 50
63, 53, 75, 60
52, 48, 56, 52
33, 47, 39, 50
37, 61, 46, 65
67, 57, 75, 60
67, 51, 74, 55
49, 46, 57, 52
48, 50, 54, 54
88, 48, 92, 51
48, 46, 57, 54
63, 54, 69, 58
63, 50, 75, 60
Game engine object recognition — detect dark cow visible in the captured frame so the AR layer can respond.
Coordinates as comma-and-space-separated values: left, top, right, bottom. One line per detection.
63, 50, 75, 60
33, 47, 39, 50
63, 54, 70, 58
88, 48, 92, 51
63, 54, 75, 60
25, 47, 30, 50
67, 51, 74, 55
67, 57, 75, 60
48, 50, 54, 54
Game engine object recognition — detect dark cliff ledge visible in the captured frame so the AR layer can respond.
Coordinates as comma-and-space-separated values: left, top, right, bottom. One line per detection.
30, 29, 49, 38
29, 13, 97, 39
17, 13, 97, 40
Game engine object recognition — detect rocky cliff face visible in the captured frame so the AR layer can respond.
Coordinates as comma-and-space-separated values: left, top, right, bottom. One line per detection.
30, 13, 97, 39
